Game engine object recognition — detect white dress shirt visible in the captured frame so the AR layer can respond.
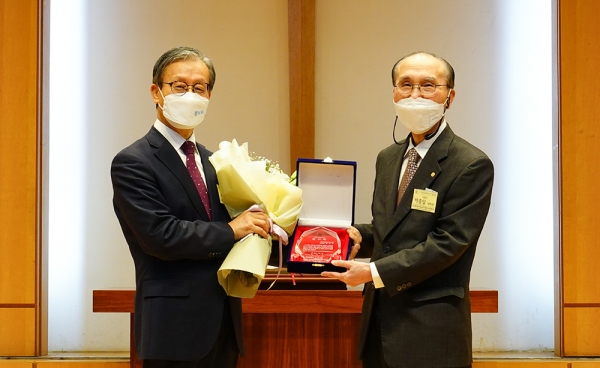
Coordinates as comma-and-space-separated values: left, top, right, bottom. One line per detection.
153, 119, 207, 183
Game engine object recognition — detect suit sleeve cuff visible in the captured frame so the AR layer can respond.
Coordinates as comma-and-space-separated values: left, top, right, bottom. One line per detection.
370, 262, 385, 289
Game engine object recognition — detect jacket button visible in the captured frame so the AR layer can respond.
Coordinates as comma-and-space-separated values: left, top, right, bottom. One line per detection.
383, 246, 391, 253
397, 286, 402, 291
407, 282, 412, 287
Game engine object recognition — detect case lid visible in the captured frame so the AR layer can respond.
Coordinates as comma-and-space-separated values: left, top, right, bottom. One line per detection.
296, 159, 356, 228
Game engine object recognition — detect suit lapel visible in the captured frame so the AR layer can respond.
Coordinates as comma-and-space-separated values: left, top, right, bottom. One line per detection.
198, 143, 223, 220
146, 127, 211, 221
384, 126, 454, 239
384, 140, 408, 223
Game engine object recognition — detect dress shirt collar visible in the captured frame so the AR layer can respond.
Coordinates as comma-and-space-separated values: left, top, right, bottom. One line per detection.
153, 119, 197, 152
406, 119, 447, 159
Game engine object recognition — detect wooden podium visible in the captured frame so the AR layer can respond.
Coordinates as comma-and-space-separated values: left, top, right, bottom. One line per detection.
239, 275, 361, 368
93, 274, 498, 368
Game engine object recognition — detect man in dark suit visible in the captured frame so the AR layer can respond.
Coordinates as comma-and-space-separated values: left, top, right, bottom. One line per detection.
322, 52, 494, 368
111, 46, 270, 368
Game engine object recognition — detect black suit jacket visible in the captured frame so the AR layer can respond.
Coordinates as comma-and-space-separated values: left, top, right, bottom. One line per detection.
111, 126, 243, 360
356, 125, 494, 368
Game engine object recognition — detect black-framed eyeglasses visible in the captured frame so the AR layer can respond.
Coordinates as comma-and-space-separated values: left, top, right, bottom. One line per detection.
163, 81, 211, 96
395, 82, 448, 96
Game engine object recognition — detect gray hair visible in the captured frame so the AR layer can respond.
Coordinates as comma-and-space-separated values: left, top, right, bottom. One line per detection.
152, 46, 216, 91
391, 51, 455, 89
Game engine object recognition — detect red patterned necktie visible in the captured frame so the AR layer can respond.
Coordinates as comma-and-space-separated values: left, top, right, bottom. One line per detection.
181, 141, 212, 220
396, 148, 421, 208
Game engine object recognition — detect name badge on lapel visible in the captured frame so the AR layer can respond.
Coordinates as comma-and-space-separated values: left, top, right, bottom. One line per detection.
411, 188, 437, 213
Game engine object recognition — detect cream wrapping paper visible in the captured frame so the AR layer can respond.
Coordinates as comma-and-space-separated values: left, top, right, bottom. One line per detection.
209, 139, 303, 298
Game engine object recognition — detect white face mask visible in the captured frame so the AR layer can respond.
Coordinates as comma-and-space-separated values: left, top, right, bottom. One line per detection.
393, 92, 451, 134
159, 89, 209, 129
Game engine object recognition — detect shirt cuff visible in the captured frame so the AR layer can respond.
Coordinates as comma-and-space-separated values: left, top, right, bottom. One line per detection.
369, 262, 385, 289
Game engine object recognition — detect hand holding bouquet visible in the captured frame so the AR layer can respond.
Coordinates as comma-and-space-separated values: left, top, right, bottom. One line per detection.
209, 139, 302, 298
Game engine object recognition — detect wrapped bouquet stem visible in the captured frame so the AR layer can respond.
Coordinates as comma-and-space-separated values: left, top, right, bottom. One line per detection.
209, 140, 303, 298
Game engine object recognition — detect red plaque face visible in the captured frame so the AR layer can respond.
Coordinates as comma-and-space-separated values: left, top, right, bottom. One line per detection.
290, 226, 342, 263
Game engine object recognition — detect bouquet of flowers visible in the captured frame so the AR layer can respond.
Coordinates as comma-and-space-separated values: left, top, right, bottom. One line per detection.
209, 139, 303, 298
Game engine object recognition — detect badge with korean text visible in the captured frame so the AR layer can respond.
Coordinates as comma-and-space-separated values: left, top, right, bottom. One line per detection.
411, 189, 437, 213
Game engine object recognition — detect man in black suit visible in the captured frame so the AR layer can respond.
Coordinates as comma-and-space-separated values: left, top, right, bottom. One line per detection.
323, 52, 494, 368
111, 46, 270, 368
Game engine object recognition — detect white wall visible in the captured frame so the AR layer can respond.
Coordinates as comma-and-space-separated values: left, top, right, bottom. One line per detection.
49, 0, 289, 351
49, 0, 553, 352
314, 1, 553, 352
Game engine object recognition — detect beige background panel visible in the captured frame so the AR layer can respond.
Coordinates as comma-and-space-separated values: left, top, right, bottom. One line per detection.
0, 308, 36, 356
48, 0, 554, 352
560, 0, 600, 304
564, 307, 600, 356
47, 0, 290, 351
0, 0, 38, 305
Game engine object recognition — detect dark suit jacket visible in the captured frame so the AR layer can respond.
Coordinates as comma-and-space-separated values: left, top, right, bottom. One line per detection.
355, 125, 494, 368
111, 126, 243, 361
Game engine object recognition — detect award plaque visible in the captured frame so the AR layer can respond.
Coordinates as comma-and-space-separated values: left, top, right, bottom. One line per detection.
290, 226, 342, 263
287, 158, 357, 274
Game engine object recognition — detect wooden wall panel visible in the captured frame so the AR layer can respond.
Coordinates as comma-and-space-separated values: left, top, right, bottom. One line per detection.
36, 363, 129, 368
564, 307, 600, 356
560, 0, 600, 305
0, 362, 33, 368
473, 363, 567, 368
0, 0, 39, 306
0, 308, 36, 356
288, 0, 315, 169
3, 359, 600, 368
0, 0, 44, 357
572, 363, 600, 368
559, 0, 600, 357
238, 313, 361, 368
